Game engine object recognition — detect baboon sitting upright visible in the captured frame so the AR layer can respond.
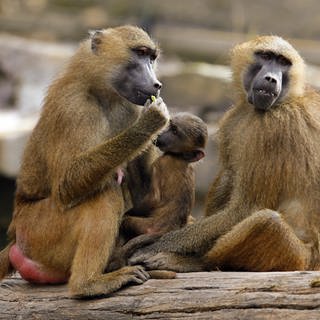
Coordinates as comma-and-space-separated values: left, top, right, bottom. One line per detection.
130, 36, 320, 273
0, 26, 170, 298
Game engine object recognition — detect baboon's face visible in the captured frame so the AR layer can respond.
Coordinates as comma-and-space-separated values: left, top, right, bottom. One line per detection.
89, 27, 162, 106
112, 46, 162, 106
243, 50, 292, 111
155, 121, 188, 153
155, 114, 207, 161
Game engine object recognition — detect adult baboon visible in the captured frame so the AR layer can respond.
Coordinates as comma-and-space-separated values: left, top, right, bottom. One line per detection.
0, 26, 170, 297
130, 35, 320, 272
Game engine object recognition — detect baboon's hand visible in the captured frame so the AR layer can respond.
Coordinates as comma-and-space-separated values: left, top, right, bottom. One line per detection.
144, 97, 170, 122
134, 252, 185, 272
107, 234, 162, 272
130, 252, 173, 270
129, 249, 190, 272
128, 243, 160, 266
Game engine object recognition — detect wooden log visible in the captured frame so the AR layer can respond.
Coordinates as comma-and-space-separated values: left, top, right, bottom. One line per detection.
1, 271, 320, 319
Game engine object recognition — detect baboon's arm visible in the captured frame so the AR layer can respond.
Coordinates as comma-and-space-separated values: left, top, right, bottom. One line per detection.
205, 169, 233, 216
57, 107, 167, 208
129, 203, 250, 262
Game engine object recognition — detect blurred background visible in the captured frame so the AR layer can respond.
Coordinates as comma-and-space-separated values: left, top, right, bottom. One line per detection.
1, 0, 320, 248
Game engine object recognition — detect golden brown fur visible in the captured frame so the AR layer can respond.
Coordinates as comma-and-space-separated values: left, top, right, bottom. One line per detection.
123, 155, 196, 235
107, 113, 207, 274
204, 36, 320, 271
129, 36, 320, 272
0, 25, 169, 297
122, 113, 208, 237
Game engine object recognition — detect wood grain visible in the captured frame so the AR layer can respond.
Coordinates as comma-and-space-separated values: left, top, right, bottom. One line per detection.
1, 271, 320, 319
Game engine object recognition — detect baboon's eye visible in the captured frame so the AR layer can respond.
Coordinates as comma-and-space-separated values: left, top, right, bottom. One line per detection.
133, 47, 149, 57
132, 47, 158, 66
278, 55, 292, 66
259, 51, 273, 60
171, 124, 178, 135
150, 53, 157, 64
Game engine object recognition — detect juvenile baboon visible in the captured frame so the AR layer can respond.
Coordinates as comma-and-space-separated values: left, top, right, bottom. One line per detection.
108, 113, 208, 272
0, 26, 170, 297
130, 35, 320, 272
123, 112, 208, 237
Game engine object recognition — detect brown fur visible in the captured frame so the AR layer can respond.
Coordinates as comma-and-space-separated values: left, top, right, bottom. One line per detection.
0, 26, 170, 297
108, 113, 207, 274
0, 242, 13, 279
204, 36, 320, 271
122, 154, 196, 235
107, 234, 176, 279
122, 113, 208, 237
129, 36, 320, 273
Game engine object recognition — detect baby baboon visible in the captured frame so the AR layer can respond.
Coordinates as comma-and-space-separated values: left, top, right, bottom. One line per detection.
108, 112, 208, 271
123, 112, 208, 237
0, 26, 170, 297
130, 36, 320, 273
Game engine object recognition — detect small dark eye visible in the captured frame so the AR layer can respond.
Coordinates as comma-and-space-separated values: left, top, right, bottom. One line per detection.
137, 50, 146, 56
134, 47, 148, 56
150, 54, 157, 64
260, 52, 272, 60
278, 55, 292, 66
171, 124, 178, 135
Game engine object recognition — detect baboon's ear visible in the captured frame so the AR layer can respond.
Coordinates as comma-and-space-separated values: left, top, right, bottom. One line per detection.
88, 29, 103, 54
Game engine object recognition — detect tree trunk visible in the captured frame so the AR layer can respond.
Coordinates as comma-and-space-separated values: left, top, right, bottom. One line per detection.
1, 271, 320, 319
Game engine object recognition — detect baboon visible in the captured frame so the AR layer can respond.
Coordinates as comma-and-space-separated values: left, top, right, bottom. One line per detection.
0, 26, 170, 297
130, 35, 320, 273
108, 113, 208, 272
123, 112, 208, 237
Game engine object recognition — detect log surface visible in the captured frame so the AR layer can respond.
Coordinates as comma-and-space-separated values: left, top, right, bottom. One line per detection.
1, 271, 320, 319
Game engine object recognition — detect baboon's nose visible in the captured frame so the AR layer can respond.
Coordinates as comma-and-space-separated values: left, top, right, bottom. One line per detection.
264, 75, 277, 84
154, 81, 162, 90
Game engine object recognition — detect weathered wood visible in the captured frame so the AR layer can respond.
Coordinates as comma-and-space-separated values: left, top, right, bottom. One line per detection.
1, 271, 320, 319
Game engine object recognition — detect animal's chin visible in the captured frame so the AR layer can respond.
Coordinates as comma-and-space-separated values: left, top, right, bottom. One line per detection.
249, 89, 279, 111
123, 89, 157, 106
113, 84, 154, 106
119, 92, 147, 106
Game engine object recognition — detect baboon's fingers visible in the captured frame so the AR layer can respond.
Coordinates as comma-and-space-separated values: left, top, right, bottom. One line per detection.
148, 270, 176, 279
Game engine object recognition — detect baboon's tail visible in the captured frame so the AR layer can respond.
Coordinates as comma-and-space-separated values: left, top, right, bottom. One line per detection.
0, 242, 14, 280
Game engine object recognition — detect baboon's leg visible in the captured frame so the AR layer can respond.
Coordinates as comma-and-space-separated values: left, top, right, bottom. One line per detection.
205, 209, 310, 271
0, 242, 14, 280
68, 194, 149, 298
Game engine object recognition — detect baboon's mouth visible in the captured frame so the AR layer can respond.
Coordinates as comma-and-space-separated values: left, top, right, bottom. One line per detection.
137, 90, 149, 98
137, 89, 158, 101
130, 90, 151, 106
249, 87, 279, 111
254, 88, 277, 98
